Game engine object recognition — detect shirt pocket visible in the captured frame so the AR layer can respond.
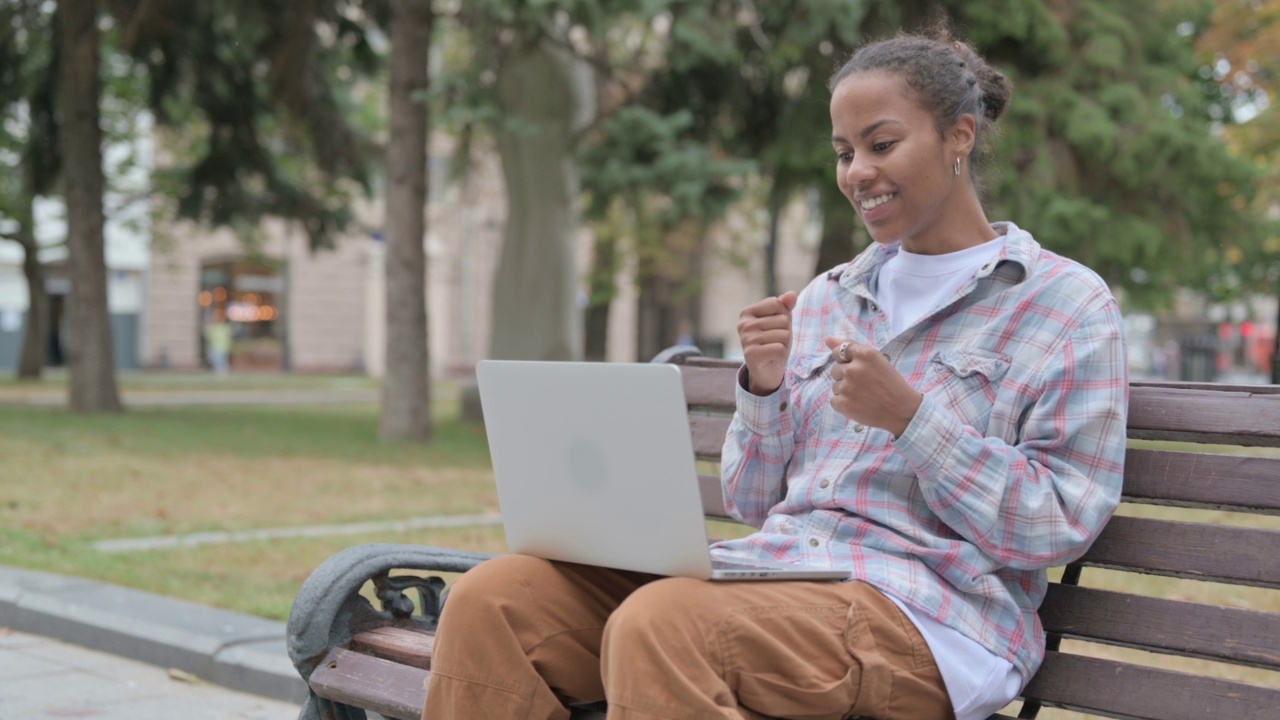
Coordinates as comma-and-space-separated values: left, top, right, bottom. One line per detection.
790, 352, 834, 439
921, 349, 1011, 433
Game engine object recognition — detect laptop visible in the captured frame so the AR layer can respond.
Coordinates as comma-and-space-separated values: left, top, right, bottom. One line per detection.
475, 360, 848, 581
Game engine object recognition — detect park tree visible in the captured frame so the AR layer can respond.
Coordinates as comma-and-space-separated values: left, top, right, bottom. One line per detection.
0, 1, 384, 408
617, 0, 870, 353
942, 0, 1264, 308
113, 1, 380, 249
59, 0, 122, 412
1197, 0, 1280, 380
579, 105, 751, 360
1199, 0, 1280, 195
1197, 0, 1280, 273
380, 0, 434, 441
607, 0, 1266, 327
0, 0, 58, 380
436, 0, 607, 371
117, 1, 451, 438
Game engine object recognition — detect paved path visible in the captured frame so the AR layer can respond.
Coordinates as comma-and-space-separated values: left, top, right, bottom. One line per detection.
0, 630, 299, 720
0, 565, 307, 706
93, 513, 502, 552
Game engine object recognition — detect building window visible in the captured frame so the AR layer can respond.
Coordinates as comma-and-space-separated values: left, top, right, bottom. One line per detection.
198, 259, 286, 371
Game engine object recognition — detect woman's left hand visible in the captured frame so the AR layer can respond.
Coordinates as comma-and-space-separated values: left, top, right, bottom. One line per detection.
823, 337, 923, 438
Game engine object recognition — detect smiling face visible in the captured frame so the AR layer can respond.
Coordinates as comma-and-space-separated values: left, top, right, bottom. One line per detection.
831, 71, 988, 254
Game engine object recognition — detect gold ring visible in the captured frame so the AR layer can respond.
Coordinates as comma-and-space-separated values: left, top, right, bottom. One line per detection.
838, 342, 852, 362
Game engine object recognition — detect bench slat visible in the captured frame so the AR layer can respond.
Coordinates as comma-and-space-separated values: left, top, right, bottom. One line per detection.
678, 369, 1280, 444
690, 415, 733, 460
678, 355, 742, 370
1023, 651, 1280, 720
324, 636, 611, 719
1080, 515, 1280, 588
1132, 380, 1280, 395
310, 647, 427, 720
697, 474, 731, 521
1127, 385, 1280, 447
1123, 449, 1280, 514
694, 438, 1280, 517
351, 626, 435, 669
679, 371, 1280, 447
1040, 584, 1280, 670
679, 365, 740, 409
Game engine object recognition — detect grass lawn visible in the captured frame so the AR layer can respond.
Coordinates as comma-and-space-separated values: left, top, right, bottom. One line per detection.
0, 394, 506, 621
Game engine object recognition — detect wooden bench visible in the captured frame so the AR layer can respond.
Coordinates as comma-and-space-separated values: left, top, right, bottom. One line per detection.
286, 348, 1280, 720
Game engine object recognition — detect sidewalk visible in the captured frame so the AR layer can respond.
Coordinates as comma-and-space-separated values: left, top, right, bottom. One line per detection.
1, 630, 299, 719
0, 565, 307, 709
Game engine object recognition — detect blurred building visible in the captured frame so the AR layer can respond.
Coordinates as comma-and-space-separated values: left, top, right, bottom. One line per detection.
0, 122, 152, 372
140, 136, 823, 377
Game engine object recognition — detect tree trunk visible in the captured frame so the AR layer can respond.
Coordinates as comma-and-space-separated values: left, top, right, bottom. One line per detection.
582, 232, 617, 362
635, 272, 671, 363
58, 0, 120, 412
813, 186, 859, 277
634, 221, 702, 362
15, 194, 48, 380
764, 181, 785, 298
489, 39, 594, 364
379, 0, 433, 442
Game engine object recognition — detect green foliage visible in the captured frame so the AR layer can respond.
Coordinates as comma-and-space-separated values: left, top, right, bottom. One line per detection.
960, 0, 1265, 308
0, 3, 149, 244
117, 0, 389, 249
0, 0, 58, 223
581, 107, 751, 224
440, 0, 1268, 311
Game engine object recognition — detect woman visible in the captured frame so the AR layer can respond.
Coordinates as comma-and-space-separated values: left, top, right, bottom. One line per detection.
423, 29, 1127, 720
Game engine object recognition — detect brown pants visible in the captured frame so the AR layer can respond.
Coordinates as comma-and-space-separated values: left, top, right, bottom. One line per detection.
422, 555, 952, 720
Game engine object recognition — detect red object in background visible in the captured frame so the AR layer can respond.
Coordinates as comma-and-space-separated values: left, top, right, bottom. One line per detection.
1219, 322, 1234, 339
1240, 321, 1254, 338
1250, 329, 1275, 375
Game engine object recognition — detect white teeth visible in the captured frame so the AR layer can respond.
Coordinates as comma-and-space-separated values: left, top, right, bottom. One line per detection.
860, 193, 895, 210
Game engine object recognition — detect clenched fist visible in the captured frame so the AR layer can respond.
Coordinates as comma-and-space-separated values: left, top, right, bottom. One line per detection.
824, 337, 923, 438
737, 291, 798, 396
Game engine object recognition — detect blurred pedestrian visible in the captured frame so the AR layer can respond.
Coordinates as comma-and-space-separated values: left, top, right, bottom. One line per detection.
203, 310, 232, 376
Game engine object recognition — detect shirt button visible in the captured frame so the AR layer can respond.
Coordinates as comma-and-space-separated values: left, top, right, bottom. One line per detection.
868, 301, 879, 312
779, 400, 788, 411
854, 423, 865, 432
808, 538, 820, 548
819, 479, 831, 489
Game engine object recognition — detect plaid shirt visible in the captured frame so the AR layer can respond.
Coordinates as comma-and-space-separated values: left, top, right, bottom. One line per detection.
715, 222, 1128, 682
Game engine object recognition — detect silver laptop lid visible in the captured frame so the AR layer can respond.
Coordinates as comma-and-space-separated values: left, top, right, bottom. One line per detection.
476, 360, 715, 578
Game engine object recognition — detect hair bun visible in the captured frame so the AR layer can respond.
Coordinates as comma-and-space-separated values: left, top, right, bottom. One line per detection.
950, 38, 1011, 122
976, 65, 1010, 121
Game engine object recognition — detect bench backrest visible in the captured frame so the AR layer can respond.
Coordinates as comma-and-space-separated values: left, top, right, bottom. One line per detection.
666, 353, 1280, 720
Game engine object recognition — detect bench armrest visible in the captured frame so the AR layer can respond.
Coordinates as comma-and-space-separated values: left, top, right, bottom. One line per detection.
287, 543, 494, 679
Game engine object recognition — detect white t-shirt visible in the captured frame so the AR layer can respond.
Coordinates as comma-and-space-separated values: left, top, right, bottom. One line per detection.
876, 236, 1006, 337
874, 235, 1025, 720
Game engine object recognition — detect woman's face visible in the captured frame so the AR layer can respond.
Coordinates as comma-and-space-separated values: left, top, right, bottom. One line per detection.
830, 71, 971, 253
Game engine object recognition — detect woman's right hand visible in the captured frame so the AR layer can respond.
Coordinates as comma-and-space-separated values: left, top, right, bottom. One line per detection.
736, 291, 798, 396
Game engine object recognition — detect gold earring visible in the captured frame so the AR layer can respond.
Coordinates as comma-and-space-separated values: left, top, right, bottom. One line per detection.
954, 157, 962, 176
